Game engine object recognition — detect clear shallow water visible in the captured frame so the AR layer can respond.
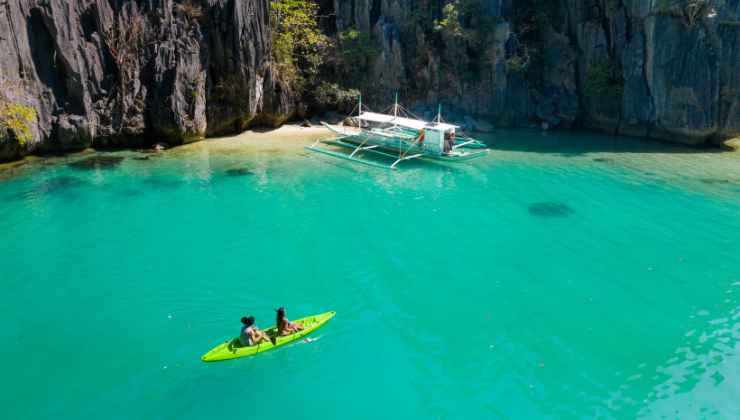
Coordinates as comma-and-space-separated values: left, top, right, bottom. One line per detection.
1, 130, 739, 419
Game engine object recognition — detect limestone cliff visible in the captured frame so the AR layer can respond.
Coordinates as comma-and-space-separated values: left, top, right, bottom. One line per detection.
0, 0, 292, 162
0, 0, 738, 162
323, 0, 739, 145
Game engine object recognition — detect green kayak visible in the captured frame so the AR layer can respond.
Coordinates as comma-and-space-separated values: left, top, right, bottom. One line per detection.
201, 311, 336, 362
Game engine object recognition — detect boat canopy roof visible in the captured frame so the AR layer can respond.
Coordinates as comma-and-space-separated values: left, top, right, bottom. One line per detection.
359, 112, 458, 131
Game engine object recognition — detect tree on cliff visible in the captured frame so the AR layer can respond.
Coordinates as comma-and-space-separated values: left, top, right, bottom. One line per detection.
270, 0, 330, 91
0, 78, 37, 148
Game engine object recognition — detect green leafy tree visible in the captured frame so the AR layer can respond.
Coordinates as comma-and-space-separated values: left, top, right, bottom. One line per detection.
0, 102, 36, 146
270, 0, 330, 90
585, 60, 624, 98
337, 28, 379, 80
0, 78, 37, 146
434, 1, 466, 38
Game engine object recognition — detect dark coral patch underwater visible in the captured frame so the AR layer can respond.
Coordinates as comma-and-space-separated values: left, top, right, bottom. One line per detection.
528, 202, 575, 218
699, 178, 733, 185
224, 168, 254, 177
4, 176, 88, 202
68, 156, 125, 170
39, 176, 87, 192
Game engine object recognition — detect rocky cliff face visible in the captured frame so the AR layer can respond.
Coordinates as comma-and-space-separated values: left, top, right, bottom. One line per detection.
0, 0, 738, 162
325, 0, 740, 145
0, 0, 293, 162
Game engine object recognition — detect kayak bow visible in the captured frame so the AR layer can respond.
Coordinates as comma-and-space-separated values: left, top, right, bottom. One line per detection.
201, 311, 336, 362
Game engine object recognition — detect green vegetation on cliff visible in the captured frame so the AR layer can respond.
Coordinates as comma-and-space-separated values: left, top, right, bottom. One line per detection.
0, 77, 36, 147
585, 61, 624, 98
270, 0, 330, 90
0, 102, 36, 145
314, 82, 360, 111
435, 1, 467, 38
336, 28, 379, 81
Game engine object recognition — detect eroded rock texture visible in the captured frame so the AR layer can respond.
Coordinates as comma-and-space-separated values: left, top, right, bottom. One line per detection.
0, 0, 738, 162
0, 0, 292, 161
325, 0, 740, 145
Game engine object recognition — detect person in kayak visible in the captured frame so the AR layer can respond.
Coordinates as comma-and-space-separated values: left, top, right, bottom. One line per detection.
239, 316, 271, 346
276, 307, 304, 336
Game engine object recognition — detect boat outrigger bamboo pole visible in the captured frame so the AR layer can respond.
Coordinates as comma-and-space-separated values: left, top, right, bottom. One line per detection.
357, 93, 363, 130
396, 92, 400, 158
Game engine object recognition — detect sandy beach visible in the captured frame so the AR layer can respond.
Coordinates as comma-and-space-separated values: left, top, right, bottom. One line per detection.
203, 124, 332, 148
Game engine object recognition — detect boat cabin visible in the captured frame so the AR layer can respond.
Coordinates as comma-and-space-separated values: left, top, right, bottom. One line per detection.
421, 123, 459, 155
357, 112, 459, 156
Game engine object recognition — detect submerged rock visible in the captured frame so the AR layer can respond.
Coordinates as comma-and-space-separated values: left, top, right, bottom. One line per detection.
41, 176, 86, 191
6, 175, 87, 201
528, 202, 575, 218
224, 168, 254, 177
699, 178, 732, 185
141, 177, 182, 190
116, 188, 142, 198
67, 156, 124, 170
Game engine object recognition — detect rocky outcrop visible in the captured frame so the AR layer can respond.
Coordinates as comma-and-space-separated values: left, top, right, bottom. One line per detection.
1, 0, 738, 162
323, 0, 740, 145
572, 0, 740, 145
0, 0, 293, 162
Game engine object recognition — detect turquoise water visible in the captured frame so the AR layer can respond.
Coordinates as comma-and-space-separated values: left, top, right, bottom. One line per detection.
2, 130, 739, 419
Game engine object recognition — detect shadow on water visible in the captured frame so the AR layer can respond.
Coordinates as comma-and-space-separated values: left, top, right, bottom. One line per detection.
485, 130, 724, 156
67, 155, 125, 170
528, 202, 575, 218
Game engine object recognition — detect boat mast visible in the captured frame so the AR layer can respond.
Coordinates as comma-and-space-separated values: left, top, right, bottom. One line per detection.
394, 92, 398, 119
437, 104, 442, 124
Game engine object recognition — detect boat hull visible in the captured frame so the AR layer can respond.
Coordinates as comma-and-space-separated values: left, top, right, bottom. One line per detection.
311, 123, 489, 169
323, 134, 488, 162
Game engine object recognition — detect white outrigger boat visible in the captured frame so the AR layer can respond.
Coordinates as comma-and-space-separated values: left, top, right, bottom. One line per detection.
306, 96, 489, 170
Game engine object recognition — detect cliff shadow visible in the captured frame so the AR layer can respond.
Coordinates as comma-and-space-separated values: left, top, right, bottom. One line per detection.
482, 129, 726, 157
27, 9, 84, 115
